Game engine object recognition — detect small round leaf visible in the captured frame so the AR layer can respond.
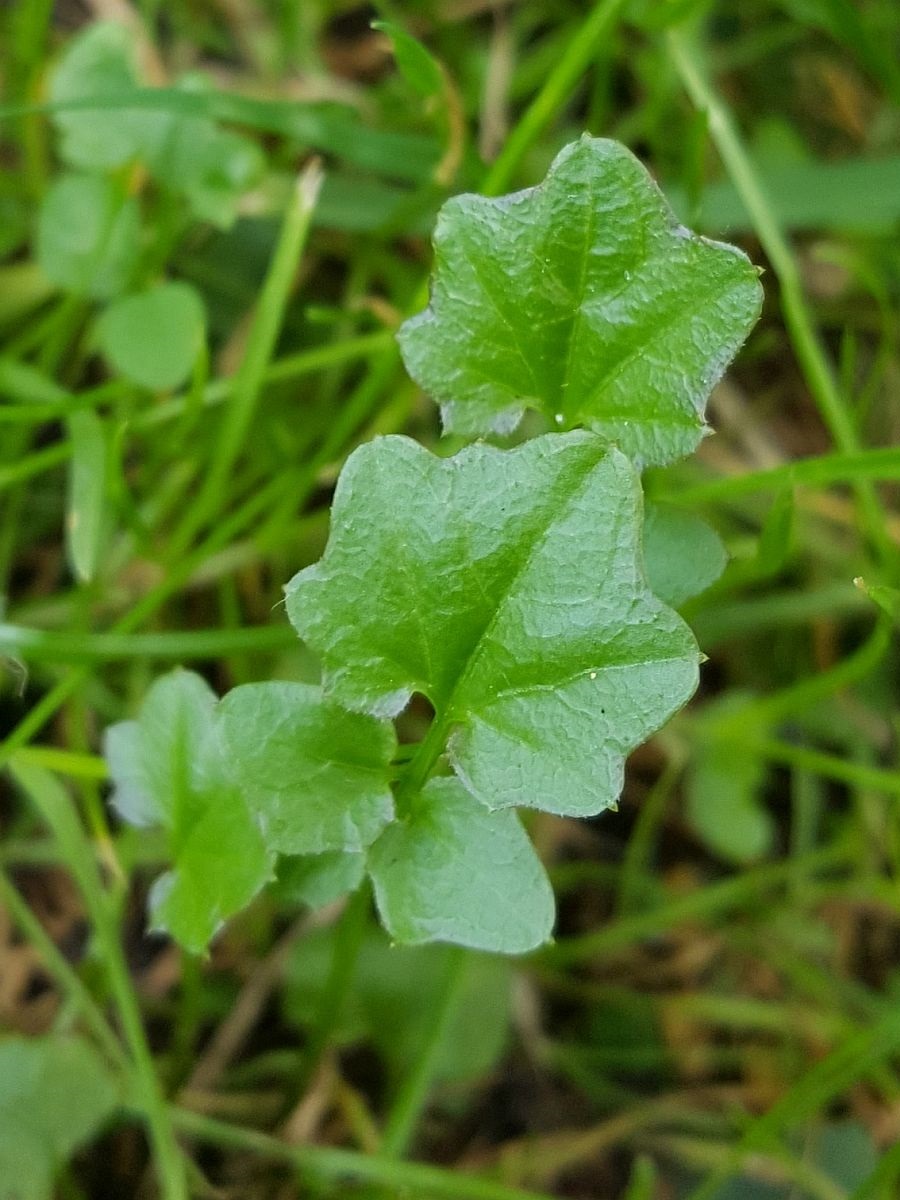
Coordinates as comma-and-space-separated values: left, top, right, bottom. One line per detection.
97, 282, 206, 391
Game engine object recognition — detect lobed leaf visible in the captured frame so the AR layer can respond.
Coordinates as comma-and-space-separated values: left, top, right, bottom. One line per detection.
398, 135, 763, 465
106, 672, 398, 951
105, 669, 273, 952
368, 776, 554, 954
217, 681, 396, 856
287, 431, 699, 818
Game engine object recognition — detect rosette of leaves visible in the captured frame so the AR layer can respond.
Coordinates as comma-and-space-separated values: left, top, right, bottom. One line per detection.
105, 137, 761, 956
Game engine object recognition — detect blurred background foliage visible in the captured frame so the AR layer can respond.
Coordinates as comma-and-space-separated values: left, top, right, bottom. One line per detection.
1, 1, 899, 1198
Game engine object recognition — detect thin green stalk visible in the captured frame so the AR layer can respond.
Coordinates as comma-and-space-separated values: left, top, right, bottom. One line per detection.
545, 842, 850, 964
6, 745, 108, 779
171, 159, 323, 553
482, 0, 631, 195
706, 617, 891, 729
0, 868, 124, 1066
667, 26, 895, 568
254, 343, 401, 552
0, 333, 391, 427
64, 684, 121, 886
660, 446, 900, 505
690, 581, 868, 645
395, 708, 452, 815
380, 947, 468, 1158
0, 621, 297, 664
9, 761, 188, 1200
138, 330, 393, 430
850, 1139, 900, 1200
0, 442, 71, 491
741, 736, 900, 797
615, 754, 684, 915
171, 1106, 559, 1200
300, 885, 369, 1087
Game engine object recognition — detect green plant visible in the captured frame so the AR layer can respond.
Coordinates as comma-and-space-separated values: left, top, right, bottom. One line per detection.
105, 136, 763, 956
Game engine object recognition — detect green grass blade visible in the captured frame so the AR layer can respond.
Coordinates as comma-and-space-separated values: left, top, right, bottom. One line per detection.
0, 622, 296, 663
8, 759, 189, 1200
66, 408, 107, 583
668, 26, 895, 567
171, 159, 323, 552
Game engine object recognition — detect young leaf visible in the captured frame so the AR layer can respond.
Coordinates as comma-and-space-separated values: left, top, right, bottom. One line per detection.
216, 681, 396, 855
0, 1035, 118, 1200
398, 135, 763, 465
643, 502, 728, 608
105, 669, 273, 952
139, 74, 265, 228
287, 431, 699, 817
686, 697, 774, 865
372, 20, 445, 98
285, 927, 513, 1085
37, 174, 140, 299
97, 282, 206, 391
368, 776, 554, 954
49, 26, 264, 227
49, 21, 157, 170
686, 739, 774, 864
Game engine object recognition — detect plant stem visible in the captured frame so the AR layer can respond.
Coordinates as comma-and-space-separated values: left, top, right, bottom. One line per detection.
739, 736, 900, 797
0, 441, 70, 491
5, 745, 108, 779
615, 753, 684, 915
706, 616, 891, 729
9, 761, 189, 1200
667, 25, 895, 569
300, 885, 369, 1087
0, 332, 392, 428
394, 709, 452, 815
139, 330, 394, 430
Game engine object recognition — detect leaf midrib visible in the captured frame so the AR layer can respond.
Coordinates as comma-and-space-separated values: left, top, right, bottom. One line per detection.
577, 271, 753, 421
441, 441, 611, 730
